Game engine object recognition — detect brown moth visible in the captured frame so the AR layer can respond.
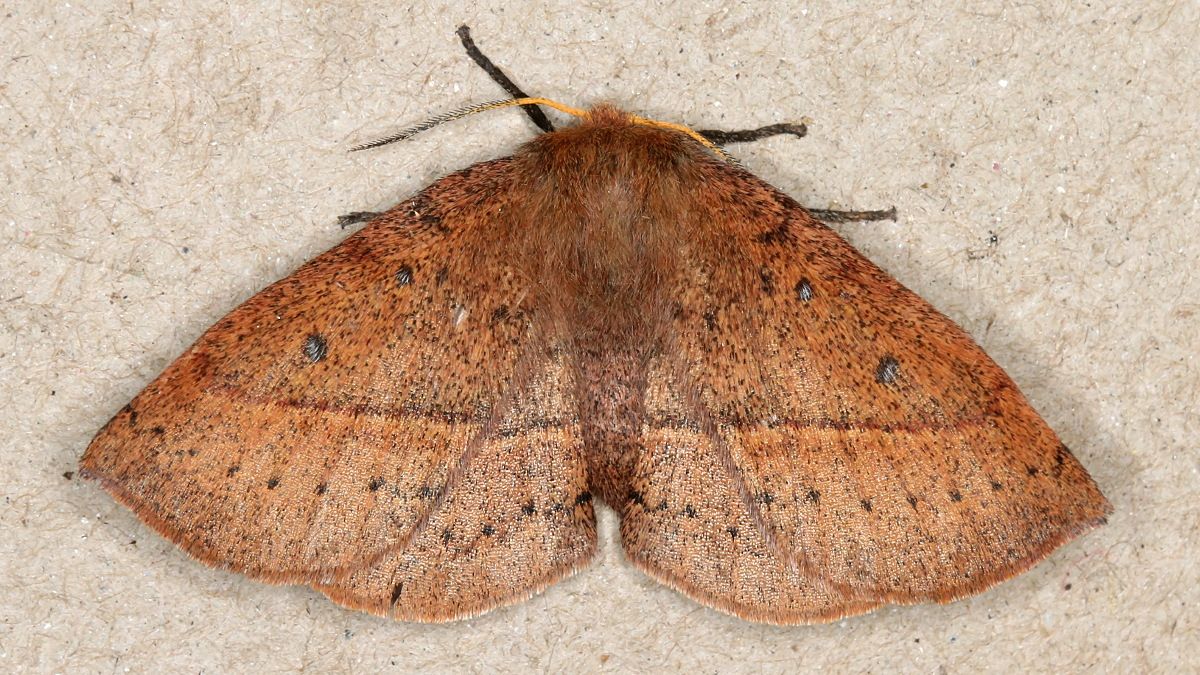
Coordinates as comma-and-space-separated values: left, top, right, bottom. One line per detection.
81, 28, 1110, 624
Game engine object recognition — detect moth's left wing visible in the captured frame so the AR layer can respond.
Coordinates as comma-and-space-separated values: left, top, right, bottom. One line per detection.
628, 159, 1110, 618
621, 357, 881, 623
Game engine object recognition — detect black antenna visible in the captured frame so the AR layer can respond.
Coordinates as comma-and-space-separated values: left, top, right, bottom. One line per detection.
456, 25, 555, 133
697, 122, 808, 145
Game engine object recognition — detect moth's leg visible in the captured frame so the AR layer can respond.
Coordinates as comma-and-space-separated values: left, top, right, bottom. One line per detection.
699, 123, 895, 222
806, 207, 898, 223
456, 25, 554, 133
337, 211, 383, 229
698, 123, 808, 145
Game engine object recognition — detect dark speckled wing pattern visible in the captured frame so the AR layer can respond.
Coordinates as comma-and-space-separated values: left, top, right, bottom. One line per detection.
81, 159, 597, 618
82, 104, 1111, 625
622, 160, 1111, 622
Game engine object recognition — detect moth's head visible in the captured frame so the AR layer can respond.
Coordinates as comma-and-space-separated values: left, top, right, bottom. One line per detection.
352, 97, 729, 160
547, 100, 729, 159
573, 103, 632, 128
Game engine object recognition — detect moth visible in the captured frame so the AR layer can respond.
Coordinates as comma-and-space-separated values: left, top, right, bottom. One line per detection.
81, 27, 1110, 623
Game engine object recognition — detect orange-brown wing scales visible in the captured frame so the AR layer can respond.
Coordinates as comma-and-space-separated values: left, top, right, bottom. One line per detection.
727, 421, 1107, 600
316, 353, 596, 621
81, 159, 554, 581
659, 162, 1110, 607
621, 362, 880, 623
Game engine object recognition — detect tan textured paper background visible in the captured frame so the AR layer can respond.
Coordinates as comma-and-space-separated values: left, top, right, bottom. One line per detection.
3, 2, 1195, 672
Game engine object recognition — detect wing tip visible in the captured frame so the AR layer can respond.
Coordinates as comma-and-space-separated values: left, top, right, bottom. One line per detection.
619, 505, 1111, 625
77, 462, 374, 586
861, 506, 1112, 608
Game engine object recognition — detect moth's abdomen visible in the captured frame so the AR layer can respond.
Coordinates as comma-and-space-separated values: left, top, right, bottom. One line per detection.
575, 348, 650, 509
512, 120, 705, 510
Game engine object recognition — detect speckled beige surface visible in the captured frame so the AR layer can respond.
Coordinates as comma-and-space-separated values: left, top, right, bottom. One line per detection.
2, 2, 1196, 672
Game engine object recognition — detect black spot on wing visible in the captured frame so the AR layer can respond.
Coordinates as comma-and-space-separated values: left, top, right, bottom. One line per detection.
795, 278, 814, 302
303, 334, 328, 363
875, 356, 900, 384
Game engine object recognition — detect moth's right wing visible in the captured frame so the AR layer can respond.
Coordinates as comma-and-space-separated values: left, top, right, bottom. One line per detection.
315, 349, 597, 621
82, 159, 596, 597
